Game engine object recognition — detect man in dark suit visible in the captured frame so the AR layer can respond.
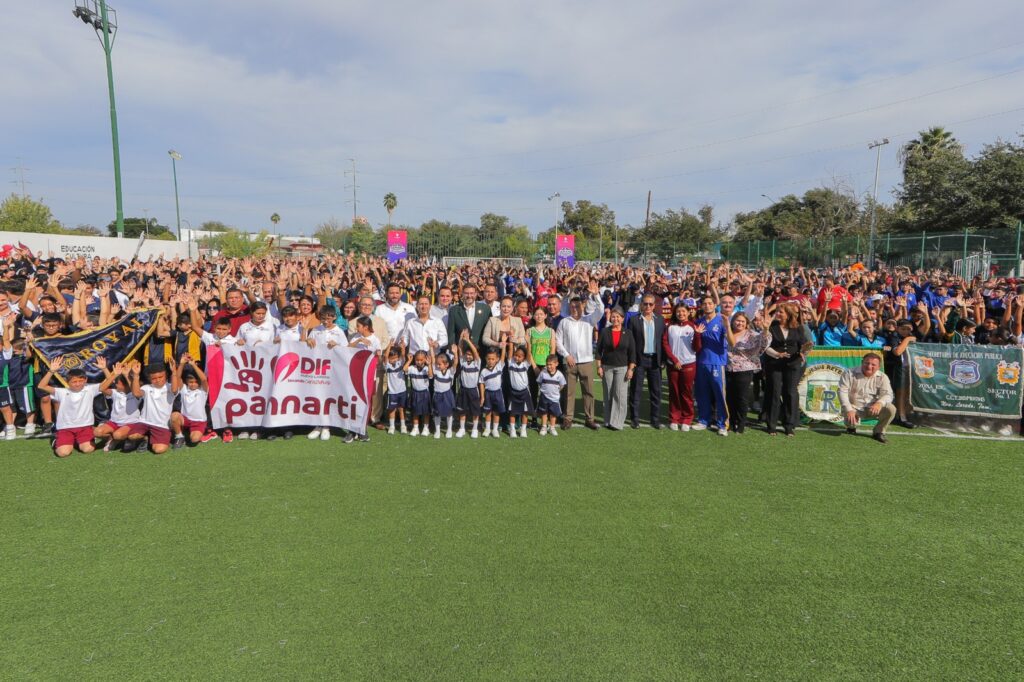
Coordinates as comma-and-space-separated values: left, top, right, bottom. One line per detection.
628, 293, 666, 428
447, 283, 492, 350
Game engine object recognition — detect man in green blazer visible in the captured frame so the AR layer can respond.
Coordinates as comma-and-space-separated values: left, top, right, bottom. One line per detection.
447, 283, 492, 350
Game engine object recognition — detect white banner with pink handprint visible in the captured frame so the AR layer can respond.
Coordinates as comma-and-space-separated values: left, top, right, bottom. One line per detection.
207, 339, 378, 434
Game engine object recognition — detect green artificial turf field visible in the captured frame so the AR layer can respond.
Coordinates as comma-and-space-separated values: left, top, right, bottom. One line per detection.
2, 427, 1023, 680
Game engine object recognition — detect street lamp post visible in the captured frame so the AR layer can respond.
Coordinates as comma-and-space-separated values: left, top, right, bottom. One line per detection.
72, 0, 124, 238
141, 208, 150, 236
867, 138, 890, 270
548, 192, 560, 262
168, 150, 182, 240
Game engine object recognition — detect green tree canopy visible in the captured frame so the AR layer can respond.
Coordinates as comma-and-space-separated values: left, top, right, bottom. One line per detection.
199, 220, 230, 232
0, 194, 64, 234
107, 216, 175, 240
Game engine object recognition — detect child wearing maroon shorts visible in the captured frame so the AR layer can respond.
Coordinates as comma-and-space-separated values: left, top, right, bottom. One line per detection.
94, 359, 142, 452
35, 356, 99, 458
126, 359, 181, 455
170, 354, 209, 448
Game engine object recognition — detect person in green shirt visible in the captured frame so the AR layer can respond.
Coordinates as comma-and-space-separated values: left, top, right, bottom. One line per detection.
527, 307, 557, 417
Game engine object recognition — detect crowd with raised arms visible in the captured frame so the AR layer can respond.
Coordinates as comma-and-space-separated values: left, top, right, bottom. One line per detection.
0, 247, 1022, 456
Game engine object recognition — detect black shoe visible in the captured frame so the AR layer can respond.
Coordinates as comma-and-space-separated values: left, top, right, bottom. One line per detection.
172, 436, 185, 450
343, 433, 356, 444
37, 423, 55, 439
266, 433, 278, 441
121, 439, 140, 453
894, 419, 916, 429
651, 422, 662, 430
358, 433, 369, 443
873, 433, 888, 444
585, 420, 599, 431
630, 421, 640, 429
283, 431, 294, 440
845, 427, 856, 435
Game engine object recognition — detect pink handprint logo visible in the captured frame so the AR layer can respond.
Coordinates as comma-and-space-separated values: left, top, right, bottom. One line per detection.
224, 350, 265, 393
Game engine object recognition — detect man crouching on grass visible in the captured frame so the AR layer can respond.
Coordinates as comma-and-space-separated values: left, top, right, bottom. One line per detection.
36, 356, 102, 458
838, 352, 896, 444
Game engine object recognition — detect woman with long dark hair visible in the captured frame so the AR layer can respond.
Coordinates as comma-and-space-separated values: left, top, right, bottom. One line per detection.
763, 302, 813, 436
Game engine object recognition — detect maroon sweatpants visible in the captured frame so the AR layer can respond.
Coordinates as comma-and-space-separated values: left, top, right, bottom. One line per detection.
666, 363, 696, 425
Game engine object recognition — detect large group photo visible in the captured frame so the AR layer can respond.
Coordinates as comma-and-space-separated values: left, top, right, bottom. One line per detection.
4, 1, 1024, 679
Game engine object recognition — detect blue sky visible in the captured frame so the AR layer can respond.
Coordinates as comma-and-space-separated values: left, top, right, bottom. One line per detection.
3, 0, 1024, 235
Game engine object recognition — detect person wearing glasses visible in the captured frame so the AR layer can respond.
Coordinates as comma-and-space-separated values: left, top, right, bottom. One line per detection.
627, 294, 666, 429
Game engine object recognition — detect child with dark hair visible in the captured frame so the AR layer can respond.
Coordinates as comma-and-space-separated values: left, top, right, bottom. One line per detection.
94, 360, 141, 452
125, 359, 181, 455
171, 354, 209, 449
0, 322, 36, 439
35, 356, 100, 458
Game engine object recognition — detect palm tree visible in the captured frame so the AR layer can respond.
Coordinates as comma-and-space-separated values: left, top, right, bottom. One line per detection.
270, 212, 280, 235
383, 193, 398, 227
899, 126, 961, 167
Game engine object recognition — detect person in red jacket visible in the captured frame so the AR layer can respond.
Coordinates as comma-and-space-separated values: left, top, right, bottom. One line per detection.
662, 302, 702, 431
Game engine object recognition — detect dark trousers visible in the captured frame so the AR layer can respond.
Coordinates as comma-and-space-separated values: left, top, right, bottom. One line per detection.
629, 354, 663, 426
765, 363, 802, 433
725, 370, 754, 433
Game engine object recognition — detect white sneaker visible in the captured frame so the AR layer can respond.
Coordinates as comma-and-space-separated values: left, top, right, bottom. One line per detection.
307, 429, 322, 440
998, 424, 1013, 436
4, 425, 15, 441
455, 428, 465, 438
320, 429, 331, 441
669, 423, 679, 431
434, 429, 441, 439
539, 426, 548, 436
400, 424, 408, 435
691, 422, 707, 431
446, 429, 453, 439
520, 425, 528, 438
509, 427, 517, 438
23, 422, 36, 437
549, 426, 558, 436
250, 431, 260, 441
482, 426, 491, 437
680, 424, 691, 432
102, 440, 112, 452
238, 432, 250, 440
470, 428, 478, 439
718, 429, 728, 437
388, 426, 396, 435
410, 425, 420, 437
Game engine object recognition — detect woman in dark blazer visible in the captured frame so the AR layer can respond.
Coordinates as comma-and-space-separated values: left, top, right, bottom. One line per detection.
595, 307, 637, 430
763, 302, 813, 436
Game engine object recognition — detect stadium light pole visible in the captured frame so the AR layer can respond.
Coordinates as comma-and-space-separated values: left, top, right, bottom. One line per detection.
168, 150, 182, 240
73, 0, 125, 238
867, 138, 890, 270
548, 192, 560, 257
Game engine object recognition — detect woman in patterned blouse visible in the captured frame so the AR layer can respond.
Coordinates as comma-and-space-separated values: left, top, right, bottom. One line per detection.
725, 312, 769, 434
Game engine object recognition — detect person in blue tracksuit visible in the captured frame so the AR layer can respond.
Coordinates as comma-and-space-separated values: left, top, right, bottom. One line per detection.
694, 296, 729, 433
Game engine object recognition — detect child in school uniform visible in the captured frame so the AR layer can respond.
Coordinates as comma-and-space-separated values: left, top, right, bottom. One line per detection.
479, 343, 507, 438
430, 348, 456, 439
274, 306, 304, 344
340, 315, 381, 444
537, 354, 567, 436
305, 308, 349, 442
0, 323, 36, 440
126, 359, 181, 455
405, 350, 432, 436
455, 332, 482, 439
35, 356, 101, 458
94, 360, 141, 452
383, 343, 408, 434
171, 354, 209, 449
507, 343, 534, 438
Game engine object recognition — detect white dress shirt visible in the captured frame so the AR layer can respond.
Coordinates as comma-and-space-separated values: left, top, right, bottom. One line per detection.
555, 294, 605, 364
402, 316, 448, 354
375, 301, 416, 340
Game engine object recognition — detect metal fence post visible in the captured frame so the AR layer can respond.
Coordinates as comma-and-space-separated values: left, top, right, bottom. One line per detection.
919, 231, 926, 270
1016, 221, 1022, 276
771, 239, 776, 266
963, 227, 969, 268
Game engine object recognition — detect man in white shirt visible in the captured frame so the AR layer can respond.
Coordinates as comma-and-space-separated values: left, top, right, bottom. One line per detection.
375, 283, 416, 341
429, 286, 454, 327
838, 352, 896, 444
555, 281, 605, 430
402, 296, 448, 354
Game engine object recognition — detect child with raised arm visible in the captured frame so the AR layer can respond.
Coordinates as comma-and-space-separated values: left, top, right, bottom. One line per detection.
405, 349, 432, 436
507, 342, 534, 438
0, 322, 36, 440
126, 359, 181, 455
94, 360, 141, 452
171, 354, 209, 449
454, 331, 482, 438
36, 356, 101, 458
430, 346, 456, 439
479, 339, 507, 438
383, 341, 408, 435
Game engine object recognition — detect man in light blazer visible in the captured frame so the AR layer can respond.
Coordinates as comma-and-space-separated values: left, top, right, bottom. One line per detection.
627, 292, 667, 429
447, 284, 492, 350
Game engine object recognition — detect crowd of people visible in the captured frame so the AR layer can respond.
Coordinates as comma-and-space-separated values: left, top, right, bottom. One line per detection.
1, 247, 1022, 456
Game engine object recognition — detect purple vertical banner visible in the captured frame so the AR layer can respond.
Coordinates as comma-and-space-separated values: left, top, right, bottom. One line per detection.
556, 234, 575, 268
387, 230, 408, 263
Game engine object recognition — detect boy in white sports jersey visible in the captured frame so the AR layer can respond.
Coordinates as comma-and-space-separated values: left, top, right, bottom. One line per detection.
171, 354, 209, 448
126, 359, 181, 455
479, 343, 507, 438
94, 359, 141, 452
454, 332, 482, 438
274, 306, 303, 344
36, 356, 100, 458
537, 354, 567, 436
382, 342, 408, 434
507, 343, 534, 438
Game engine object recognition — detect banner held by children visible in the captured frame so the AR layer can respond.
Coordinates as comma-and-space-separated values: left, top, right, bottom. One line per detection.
208, 340, 378, 434
29, 308, 162, 386
908, 343, 1023, 418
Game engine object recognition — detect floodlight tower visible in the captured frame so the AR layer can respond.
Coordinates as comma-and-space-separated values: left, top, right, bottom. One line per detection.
72, 0, 125, 238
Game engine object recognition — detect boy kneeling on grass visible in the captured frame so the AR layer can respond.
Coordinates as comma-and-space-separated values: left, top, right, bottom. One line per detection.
170, 354, 209, 449
36, 355, 107, 458
124, 358, 181, 455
